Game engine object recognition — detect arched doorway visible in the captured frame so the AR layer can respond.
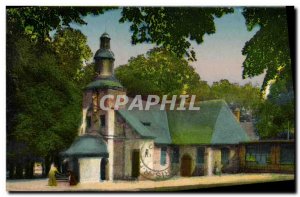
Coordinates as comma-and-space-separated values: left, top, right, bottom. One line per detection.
100, 158, 108, 181
180, 154, 192, 177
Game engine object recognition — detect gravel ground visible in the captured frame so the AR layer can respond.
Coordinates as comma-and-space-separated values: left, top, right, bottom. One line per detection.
6, 173, 294, 192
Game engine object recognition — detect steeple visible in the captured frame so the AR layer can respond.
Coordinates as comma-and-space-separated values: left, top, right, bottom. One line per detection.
100, 32, 110, 49
94, 32, 115, 78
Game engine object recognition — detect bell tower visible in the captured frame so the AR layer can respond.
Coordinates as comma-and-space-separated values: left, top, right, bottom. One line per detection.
94, 32, 115, 78
81, 32, 126, 181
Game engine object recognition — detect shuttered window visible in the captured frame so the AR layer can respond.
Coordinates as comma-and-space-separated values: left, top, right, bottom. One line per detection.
246, 144, 271, 165
161, 147, 167, 165
280, 144, 294, 164
196, 147, 204, 164
221, 148, 230, 165
172, 147, 179, 163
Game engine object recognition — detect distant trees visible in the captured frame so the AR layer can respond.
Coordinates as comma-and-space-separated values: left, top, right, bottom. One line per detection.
210, 80, 262, 110
115, 49, 263, 111
115, 48, 201, 97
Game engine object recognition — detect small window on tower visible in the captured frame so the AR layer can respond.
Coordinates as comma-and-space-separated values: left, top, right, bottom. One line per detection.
86, 116, 91, 128
100, 115, 106, 127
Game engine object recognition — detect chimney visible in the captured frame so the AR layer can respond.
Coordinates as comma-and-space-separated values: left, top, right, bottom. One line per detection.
234, 108, 240, 122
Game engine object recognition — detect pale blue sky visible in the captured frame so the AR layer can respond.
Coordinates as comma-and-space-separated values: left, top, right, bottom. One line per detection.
71, 7, 265, 87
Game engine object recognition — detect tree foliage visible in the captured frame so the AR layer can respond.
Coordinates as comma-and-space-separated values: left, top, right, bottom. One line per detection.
120, 7, 233, 61
6, 6, 115, 42
115, 48, 201, 97
6, 7, 96, 177
7, 34, 84, 167
242, 8, 291, 89
115, 48, 263, 112
241, 8, 295, 139
52, 27, 93, 80
210, 79, 262, 110
254, 77, 294, 139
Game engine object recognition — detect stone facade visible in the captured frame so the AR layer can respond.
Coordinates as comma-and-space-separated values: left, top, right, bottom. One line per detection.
78, 158, 101, 183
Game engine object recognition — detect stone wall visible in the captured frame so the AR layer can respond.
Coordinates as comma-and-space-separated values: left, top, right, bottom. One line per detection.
123, 139, 154, 180
152, 145, 171, 176
113, 140, 125, 179
165, 145, 239, 177
222, 146, 240, 173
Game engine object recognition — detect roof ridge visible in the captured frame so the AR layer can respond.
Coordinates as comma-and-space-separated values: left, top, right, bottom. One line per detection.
116, 110, 156, 139
210, 102, 225, 134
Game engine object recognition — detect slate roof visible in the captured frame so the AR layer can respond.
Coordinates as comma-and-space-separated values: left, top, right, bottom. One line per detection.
85, 79, 123, 90
118, 99, 249, 145
117, 105, 172, 144
61, 135, 108, 157
94, 48, 115, 60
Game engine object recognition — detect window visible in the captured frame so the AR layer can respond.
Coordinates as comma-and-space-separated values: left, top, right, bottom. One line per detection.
246, 144, 271, 165
221, 148, 230, 165
141, 121, 151, 126
280, 144, 294, 164
160, 147, 167, 165
86, 116, 91, 128
100, 115, 106, 127
196, 147, 205, 164
172, 147, 179, 163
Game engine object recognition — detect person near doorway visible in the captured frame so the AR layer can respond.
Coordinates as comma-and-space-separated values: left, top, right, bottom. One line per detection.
67, 170, 78, 186
214, 161, 222, 176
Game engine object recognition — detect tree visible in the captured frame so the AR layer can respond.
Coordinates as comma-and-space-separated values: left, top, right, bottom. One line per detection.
7, 6, 233, 62
241, 7, 295, 139
6, 21, 94, 178
6, 6, 115, 42
52, 27, 93, 81
192, 80, 212, 101
115, 48, 201, 98
242, 8, 291, 89
210, 80, 262, 111
6, 7, 105, 178
254, 77, 294, 139
120, 7, 233, 61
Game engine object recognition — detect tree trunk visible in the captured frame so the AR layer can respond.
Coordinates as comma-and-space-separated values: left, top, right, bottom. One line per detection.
25, 161, 34, 179
15, 163, 23, 179
8, 163, 15, 179
44, 156, 51, 177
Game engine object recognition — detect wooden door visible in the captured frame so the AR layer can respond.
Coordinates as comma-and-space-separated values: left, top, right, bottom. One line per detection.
132, 150, 140, 178
181, 154, 192, 176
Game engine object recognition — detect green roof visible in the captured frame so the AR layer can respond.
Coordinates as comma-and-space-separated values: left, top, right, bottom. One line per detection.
117, 100, 248, 145
85, 79, 123, 90
61, 135, 108, 157
167, 100, 249, 145
94, 48, 115, 60
117, 105, 172, 144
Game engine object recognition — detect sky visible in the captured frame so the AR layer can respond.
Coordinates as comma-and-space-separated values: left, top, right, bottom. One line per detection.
71, 7, 265, 87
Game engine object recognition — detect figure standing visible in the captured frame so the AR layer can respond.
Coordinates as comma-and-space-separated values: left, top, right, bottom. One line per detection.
48, 163, 59, 186
214, 161, 222, 176
67, 170, 78, 186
